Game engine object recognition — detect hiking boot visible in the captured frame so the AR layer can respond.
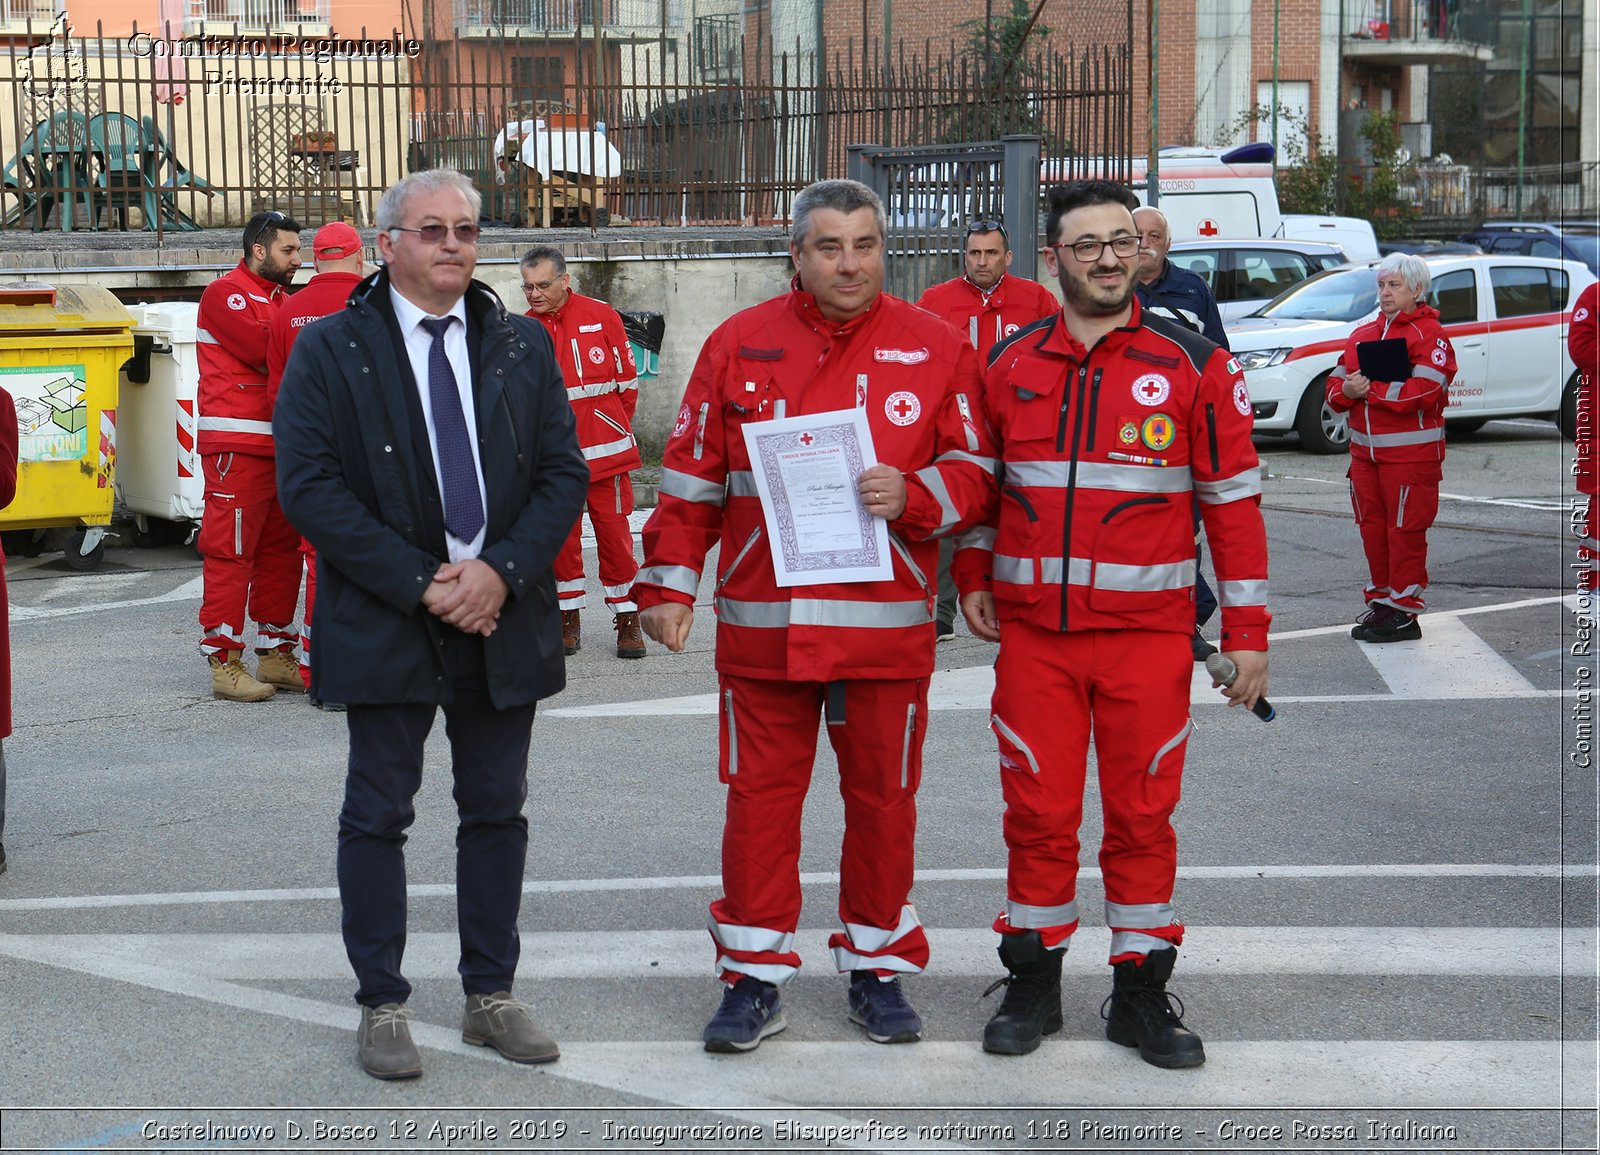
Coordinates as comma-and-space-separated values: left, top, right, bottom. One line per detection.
1363, 611, 1422, 643
848, 971, 924, 1043
561, 610, 581, 656
614, 611, 646, 659
209, 654, 276, 702
981, 931, 1064, 1055
357, 1003, 422, 1080
703, 976, 786, 1053
1190, 630, 1218, 661
255, 647, 306, 693
1102, 948, 1205, 1068
1350, 604, 1398, 639
462, 991, 560, 1064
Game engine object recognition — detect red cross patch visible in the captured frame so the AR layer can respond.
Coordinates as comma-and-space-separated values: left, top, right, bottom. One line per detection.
885, 391, 922, 426
226, 293, 247, 311
1132, 373, 1170, 406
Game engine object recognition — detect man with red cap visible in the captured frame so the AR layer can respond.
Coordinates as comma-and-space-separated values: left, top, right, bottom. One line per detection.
197, 210, 304, 701
268, 221, 366, 709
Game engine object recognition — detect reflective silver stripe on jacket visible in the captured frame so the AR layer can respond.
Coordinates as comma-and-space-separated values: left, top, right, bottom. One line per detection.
1005, 899, 1079, 928
957, 525, 997, 551
1217, 578, 1268, 607
715, 597, 930, 629
582, 432, 636, 461
1144, 719, 1193, 776
955, 392, 980, 451
936, 448, 1000, 474
1411, 364, 1447, 385
990, 713, 1041, 774
1349, 426, 1444, 448
912, 465, 960, 535
196, 329, 219, 344
566, 379, 620, 401
1193, 468, 1262, 505
634, 564, 700, 597
992, 554, 1195, 591
728, 470, 759, 497
197, 417, 273, 435
658, 468, 725, 506
1007, 459, 1192, 494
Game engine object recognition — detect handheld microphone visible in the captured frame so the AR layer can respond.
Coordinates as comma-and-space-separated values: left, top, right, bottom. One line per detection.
1204, 652, 1276, 722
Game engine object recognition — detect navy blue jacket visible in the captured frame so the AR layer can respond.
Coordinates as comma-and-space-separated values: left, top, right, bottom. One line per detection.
274, 270, 589, 708
1136, 260, 1230, 351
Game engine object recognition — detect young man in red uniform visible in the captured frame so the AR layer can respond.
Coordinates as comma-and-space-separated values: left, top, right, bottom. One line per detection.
520, 246, 645, 659
196, 210, 304, 701
1326, 252, 1456, 642
956, 181, 1270, 1068
917, 220, 1058, 640
636, 179, 1000, 1052
1571, 281, 1599, 617
266, 221, 366, 707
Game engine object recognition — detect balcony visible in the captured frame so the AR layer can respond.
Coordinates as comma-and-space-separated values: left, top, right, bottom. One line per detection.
183, 0, 332, 38
454, 0, 685, 38
0, 0, 59, 32
1343, 1, 1495, 66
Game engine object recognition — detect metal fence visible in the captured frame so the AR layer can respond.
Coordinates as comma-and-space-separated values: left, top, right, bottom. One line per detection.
0, 18, 1135, 234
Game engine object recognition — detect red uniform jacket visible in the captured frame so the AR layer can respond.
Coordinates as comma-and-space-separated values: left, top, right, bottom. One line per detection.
197, 261, 284, 458
266, 270, 363, 408
1325, 303, 1456, 465
955, 299, 1270, 651
1570, 282, 1599, 495
635, 286, 1000, 681
526, 292, 641, 481
917, 274, 1061, 366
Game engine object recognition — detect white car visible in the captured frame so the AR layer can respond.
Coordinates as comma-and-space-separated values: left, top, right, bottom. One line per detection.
1168, 238, 1350, 323
1226, 254, 1597, 453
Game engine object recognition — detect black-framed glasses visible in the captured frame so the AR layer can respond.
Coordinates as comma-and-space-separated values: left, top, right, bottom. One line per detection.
966, 218, 1007, 241
1049, 235, 1141, 263
388, 223, 481, 245
246, 210, 287, 252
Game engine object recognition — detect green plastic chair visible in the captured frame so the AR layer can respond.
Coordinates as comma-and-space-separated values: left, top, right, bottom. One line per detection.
2, 110, 93, 230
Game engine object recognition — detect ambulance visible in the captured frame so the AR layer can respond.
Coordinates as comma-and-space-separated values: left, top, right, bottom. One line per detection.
1046, 142, 1285, 240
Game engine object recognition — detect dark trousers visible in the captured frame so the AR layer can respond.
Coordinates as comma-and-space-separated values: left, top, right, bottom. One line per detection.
338, 631, 538, 1008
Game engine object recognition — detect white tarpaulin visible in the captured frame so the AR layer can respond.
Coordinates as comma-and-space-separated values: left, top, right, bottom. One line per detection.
493, 120, 623, 182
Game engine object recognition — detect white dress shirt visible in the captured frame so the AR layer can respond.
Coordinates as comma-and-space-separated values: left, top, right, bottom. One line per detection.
390, 286, 487, 562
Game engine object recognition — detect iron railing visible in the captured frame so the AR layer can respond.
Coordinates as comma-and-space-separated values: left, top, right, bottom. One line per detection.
450, 0, 684, 33
184, 0, 331, 32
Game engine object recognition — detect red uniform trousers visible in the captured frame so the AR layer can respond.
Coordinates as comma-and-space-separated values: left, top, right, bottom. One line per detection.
298, 538, 317, 680
990, 623, 1190, 963
198, 451, 302, 657
709, 673, 931, 985
1347, 457, 1441, 613
554, 473, 639, 613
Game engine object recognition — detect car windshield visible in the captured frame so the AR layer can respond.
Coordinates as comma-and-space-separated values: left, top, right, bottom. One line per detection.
1563, 234, 1600, 272
1256, 266, 1378, 321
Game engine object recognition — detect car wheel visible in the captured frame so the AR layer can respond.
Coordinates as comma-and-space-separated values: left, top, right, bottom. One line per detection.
1294, 376, 1350, 455
1558, 371, 1580, 441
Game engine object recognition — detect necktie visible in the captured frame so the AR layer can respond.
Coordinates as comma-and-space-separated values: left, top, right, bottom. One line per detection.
419, 316, 485, 543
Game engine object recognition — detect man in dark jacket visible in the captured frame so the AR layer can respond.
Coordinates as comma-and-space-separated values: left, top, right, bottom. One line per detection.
274, 168, 588, 1081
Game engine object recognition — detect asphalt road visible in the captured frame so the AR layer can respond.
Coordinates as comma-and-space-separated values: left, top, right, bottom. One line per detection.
0, 418, 1594, 1154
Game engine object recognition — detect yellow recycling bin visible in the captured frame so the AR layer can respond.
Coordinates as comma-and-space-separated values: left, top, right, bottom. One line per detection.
0, 283, 134, 570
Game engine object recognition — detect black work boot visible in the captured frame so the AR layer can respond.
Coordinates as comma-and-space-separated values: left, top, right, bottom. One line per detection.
981, 931, 1064, 1055
1102, 947, 1205, 1068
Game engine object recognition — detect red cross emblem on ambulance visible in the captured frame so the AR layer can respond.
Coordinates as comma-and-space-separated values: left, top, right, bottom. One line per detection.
1198, 219, 1220, 237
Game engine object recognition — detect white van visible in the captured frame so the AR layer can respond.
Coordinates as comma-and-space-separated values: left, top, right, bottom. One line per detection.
1278, 214, 1380, 260
1047, 143, 1285, 240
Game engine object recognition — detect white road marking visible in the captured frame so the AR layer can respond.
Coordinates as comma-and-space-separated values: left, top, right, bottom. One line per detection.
1355, 613, 1537, 696
1274, 474, 1571, 511
1, 863, 1592, 913
3, 927, 1587, 980
0, 933, 1588, 1112
11, 574, 204, 622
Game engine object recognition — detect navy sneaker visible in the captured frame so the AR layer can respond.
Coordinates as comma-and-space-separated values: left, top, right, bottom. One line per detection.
848, 971, 924, 1044
703, 977, 786, 1053
1364, 611, 1422, 643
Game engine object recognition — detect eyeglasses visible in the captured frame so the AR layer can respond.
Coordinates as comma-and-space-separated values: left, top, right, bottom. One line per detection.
1049, 235, 1142, 263
246, 210, 287, 252
388, 223, 481, 245
966, 218, 1007, 240
521, 277, 566, 294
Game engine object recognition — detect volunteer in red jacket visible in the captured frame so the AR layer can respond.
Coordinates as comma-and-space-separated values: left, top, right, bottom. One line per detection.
955, 180, 1269, 1068
1571, 281, 1599, 614
266, 221, 366, 707
636, 179, 999, 1053
197, 210, 304, 701
917, 220, 1058, 640
1326, 252, 1456, 643
520, 246, 645, 660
